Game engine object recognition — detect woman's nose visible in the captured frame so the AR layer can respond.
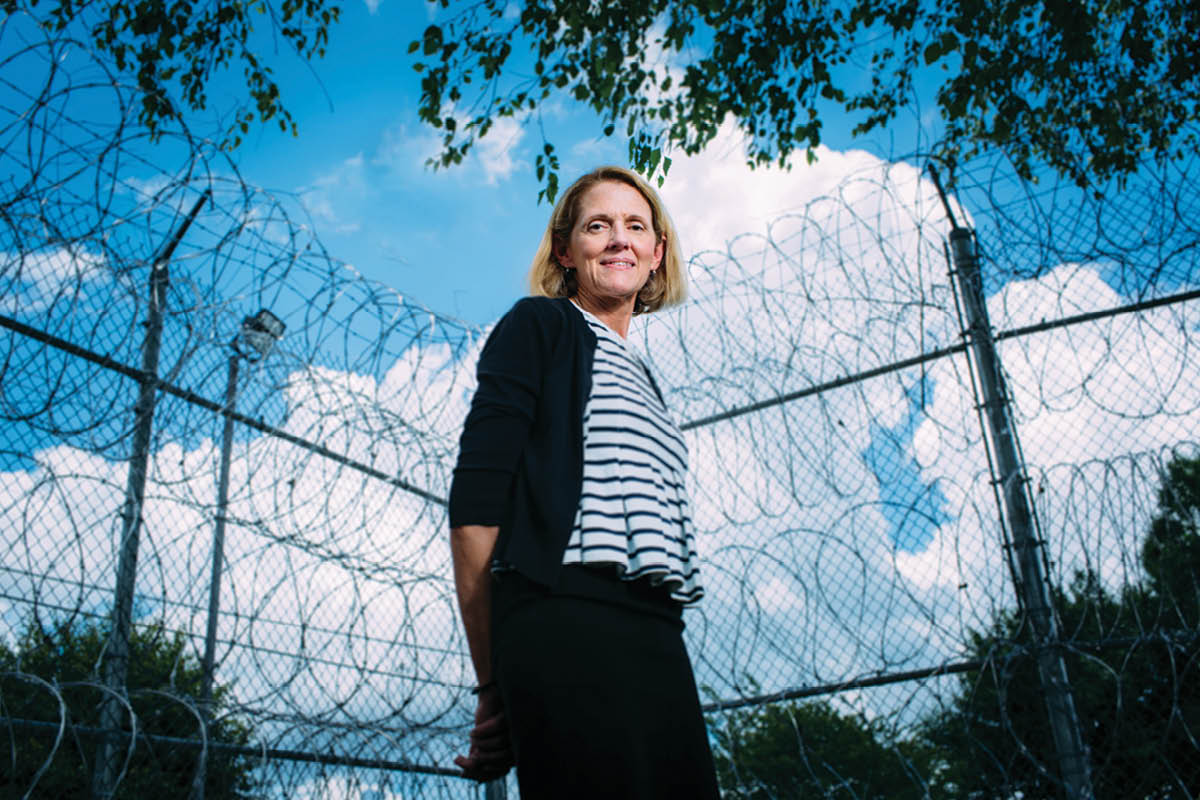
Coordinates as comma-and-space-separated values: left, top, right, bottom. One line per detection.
608, 225, 631, 249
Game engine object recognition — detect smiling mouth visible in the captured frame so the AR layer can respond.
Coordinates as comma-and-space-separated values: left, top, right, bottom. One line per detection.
603, 260, 635, 269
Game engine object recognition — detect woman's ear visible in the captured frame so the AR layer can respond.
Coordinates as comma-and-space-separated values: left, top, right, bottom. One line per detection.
555, 246, 573, 269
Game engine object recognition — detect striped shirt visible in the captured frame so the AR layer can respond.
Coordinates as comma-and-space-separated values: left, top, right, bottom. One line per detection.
562, 303, 704, 605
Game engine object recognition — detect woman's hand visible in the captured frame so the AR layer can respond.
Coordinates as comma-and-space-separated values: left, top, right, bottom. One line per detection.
450, 526, 508, 779
453, 684, 514, 781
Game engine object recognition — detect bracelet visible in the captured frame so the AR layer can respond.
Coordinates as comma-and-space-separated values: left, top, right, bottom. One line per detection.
470, 680, 497, 695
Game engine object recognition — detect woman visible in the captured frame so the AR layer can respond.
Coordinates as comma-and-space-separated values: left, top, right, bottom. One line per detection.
448, 166, 720, 798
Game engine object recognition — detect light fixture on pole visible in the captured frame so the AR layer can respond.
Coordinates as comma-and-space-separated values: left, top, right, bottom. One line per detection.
195, 308, 284, 800
233, 308, 285, 362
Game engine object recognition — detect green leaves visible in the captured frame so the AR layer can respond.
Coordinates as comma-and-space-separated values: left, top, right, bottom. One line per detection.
712, 699, 937, 800
408, 0, 862, 196
410, 0, 1199, 200
1, 616, 260, 797
925, 0, 1200, 190
535, 143, 559, 204
923, 30, 959, 65
421, 24, 443, 56
26, 0, 340, 149
921, 455, 1200, 797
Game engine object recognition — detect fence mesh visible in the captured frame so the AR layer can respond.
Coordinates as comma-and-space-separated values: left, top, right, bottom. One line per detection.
3, 10, 1200, 799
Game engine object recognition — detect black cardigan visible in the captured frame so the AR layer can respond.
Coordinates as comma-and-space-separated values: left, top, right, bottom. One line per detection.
448, 296, 597, 587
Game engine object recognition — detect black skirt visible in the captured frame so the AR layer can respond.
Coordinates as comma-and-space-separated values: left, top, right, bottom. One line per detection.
491, 566, 721, 800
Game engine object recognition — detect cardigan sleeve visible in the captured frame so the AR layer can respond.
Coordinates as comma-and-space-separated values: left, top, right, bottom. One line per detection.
448, 298, 557, 528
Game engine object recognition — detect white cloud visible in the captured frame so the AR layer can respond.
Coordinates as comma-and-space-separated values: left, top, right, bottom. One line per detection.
372, 109, 527, 188
628, 133, 1199, 711
373, 123, 443, 173
647, 125, 958, 427
5, 116, 1196, 788
0, 313, 485, 771
297, 112, 525, 242
660, 122, 947, 260
475, 115, 526, 185
1, 246, 106, 313
299, 154, 367, 235
121, 173, 173, 205
902, 264, 1200, 621
618, 138, 982, 701
568, 135, 624, 166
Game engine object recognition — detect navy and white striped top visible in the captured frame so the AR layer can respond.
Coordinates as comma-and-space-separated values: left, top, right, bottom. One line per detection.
562, 303, 704, 605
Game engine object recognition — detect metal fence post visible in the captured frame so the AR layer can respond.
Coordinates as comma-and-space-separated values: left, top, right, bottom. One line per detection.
191, 350, 239, 800
936, 184, 1095, 799
91, 192, 209, 800
192, 308, 283, 800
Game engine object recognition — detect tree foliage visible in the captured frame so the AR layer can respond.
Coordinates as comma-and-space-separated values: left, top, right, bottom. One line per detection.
0, 616, 257, 798
411, 0, 1200, 201
711, 698, 939, 799
8, 0, 340, 147
710, 453, 1200, 798
1142, 453, 1200, 625
921, 452, 1200, 798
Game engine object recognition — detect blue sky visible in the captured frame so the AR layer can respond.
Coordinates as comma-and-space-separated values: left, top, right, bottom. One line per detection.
8, 0, 1187, 567
224, 0, 619, 324
212, 0, 931, 325
0, 0, 963, 558
5, 7, 1200, 782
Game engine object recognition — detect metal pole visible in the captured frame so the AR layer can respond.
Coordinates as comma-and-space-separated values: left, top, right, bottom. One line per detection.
193, 350, 240, 800
946, 224, 1095, 800
92, 191, 209, 800
485, 778, 508, 799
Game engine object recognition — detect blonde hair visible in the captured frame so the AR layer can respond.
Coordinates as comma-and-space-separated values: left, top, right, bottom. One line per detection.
528, 166, 686, 314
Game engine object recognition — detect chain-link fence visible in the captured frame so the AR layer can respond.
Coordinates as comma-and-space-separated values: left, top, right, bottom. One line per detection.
3, 11, 1200, 799
655, 157, 1200, 798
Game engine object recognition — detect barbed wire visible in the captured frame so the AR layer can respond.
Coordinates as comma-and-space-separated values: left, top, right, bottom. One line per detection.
2, 10, 1199, 798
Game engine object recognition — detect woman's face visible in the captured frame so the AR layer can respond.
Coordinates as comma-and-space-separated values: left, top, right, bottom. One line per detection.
557, 180, 664, 309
